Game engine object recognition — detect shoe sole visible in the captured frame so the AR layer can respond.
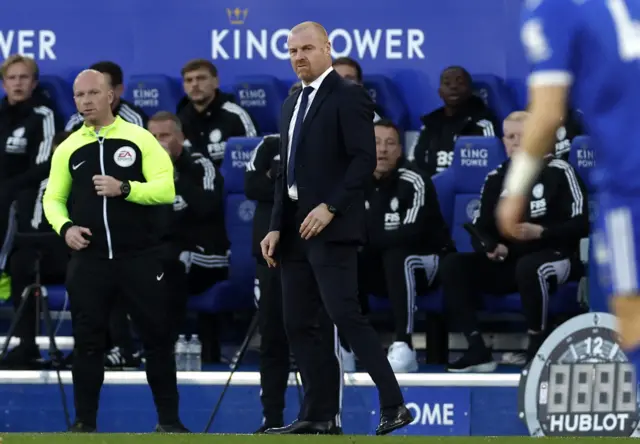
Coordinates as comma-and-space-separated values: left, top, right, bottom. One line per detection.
447, 361, 498, 373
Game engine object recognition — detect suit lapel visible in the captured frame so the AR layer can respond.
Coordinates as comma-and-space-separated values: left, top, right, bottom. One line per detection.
279, 92, 299, 156
300, 70, 340, 138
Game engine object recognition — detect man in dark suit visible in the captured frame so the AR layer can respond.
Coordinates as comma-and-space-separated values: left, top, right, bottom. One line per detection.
260, 21, 412, 436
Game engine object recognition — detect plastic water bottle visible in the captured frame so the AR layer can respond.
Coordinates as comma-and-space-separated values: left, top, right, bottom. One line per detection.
187, 335, 202, 371
175, 335, 188, 371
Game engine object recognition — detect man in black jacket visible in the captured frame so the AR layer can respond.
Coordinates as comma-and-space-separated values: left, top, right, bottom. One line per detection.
0, 55, 63, 273
441, 111, 589, 372
1, 131, 70, 369
178, 59, 257, 166
65, 61, 147, 132
149, 111, 230, 356
408, 66, 499, 176
363, 119, 454, 373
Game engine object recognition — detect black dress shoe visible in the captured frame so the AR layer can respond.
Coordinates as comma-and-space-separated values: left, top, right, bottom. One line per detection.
265, 419, 343, 435
376, 404, 413, 435
254, 423, 282, 434
154, 422, 190, 433
68, 421, 96, 433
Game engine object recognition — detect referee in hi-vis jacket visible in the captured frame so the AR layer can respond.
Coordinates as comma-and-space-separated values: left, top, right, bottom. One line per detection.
43, 70, 188, 433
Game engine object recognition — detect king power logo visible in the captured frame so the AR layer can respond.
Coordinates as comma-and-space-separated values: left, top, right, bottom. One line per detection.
212, 7, 427, 61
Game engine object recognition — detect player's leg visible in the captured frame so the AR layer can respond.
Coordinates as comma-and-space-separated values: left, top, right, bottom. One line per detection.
515, 249, 572, 361
601, 205, 640, 359
65, 256, 116, 431
117, 254, 185, 431
442, 252, 517, 372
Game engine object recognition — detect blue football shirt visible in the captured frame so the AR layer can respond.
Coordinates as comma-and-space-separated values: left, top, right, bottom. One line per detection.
521, 0, 640, 193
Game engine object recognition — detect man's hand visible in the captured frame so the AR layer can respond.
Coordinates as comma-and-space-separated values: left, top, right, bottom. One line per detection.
260, 231, 281, 268
487, 244, 508, 262
496, 195, 528, 239
93, 175, 122, 197
65, 226, 92, 251
514, 222, 544, 241
300, 204, 334, 240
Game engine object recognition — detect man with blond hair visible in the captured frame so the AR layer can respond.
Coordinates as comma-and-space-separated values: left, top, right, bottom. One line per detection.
441, 110, 589, 372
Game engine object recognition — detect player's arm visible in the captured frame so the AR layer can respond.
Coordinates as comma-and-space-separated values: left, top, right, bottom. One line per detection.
127, 130, 176, 205
43, 142, 73, 236
504, 0, 575, 196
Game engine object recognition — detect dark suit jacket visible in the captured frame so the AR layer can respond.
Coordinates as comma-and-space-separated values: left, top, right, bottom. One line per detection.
269, 70, 376, 244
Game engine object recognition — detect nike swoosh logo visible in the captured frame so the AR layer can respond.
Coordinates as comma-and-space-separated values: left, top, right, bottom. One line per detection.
156, 273, 164, 281
72, 161, 86, 170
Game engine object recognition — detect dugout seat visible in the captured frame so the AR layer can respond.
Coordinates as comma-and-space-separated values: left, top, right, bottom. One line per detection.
38, 76, 75, 121
472, 74, 517, 130
449, 137, 507, 254
124, 74, 182, 117
568, 136, 603, 312
187, 137, 260, 313
233, 76, 287, 134
44, 285, 68, 311
363, 75, 410, 129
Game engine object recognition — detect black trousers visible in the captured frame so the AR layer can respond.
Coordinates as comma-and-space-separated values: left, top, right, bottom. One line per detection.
441, 249, 575, 337
65, 253, 179, 427
10, 243, 68, 343
359, 248, 440, 345
280, 222, 404, 423
256, 262, 289, 426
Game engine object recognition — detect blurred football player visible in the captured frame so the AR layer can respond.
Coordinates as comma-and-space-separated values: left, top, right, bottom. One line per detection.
497, 0, 640, 364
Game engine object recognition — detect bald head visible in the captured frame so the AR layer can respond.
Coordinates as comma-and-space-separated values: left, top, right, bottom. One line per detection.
290, 22, 329, 43
287, 21, 332, 84
73, 69, 115, 128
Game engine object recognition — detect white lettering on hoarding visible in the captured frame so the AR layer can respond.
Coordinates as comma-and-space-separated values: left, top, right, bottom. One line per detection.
406, 402, 455, 426
211, 28, 425, 60
0, 30, 56, 60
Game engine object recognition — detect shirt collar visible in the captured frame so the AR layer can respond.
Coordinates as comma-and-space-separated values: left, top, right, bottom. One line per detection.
302, 66, 334, 91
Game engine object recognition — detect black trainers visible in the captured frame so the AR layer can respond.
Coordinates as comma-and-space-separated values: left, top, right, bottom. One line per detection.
447, 349, 497, 373
68, 421, 96, 433
104, 347, 142, 370
154, 422, 190, 433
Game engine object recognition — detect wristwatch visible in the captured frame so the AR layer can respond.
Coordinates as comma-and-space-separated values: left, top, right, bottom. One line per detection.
327, 205, 337, 214
120, 181, 131, 197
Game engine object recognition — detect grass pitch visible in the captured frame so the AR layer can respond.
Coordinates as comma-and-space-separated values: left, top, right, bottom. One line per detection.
1, 435, 640, 443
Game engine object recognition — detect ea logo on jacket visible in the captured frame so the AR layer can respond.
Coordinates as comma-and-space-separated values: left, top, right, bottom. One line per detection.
114, 146, 136, 167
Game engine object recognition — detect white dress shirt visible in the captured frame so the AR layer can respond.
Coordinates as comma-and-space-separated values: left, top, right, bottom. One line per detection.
287, 66, 334, 201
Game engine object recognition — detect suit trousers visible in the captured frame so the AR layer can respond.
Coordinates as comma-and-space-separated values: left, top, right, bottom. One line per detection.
279, 215, 404, 423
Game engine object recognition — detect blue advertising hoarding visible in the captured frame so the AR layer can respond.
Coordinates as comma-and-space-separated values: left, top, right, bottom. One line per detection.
0, 371, 526, 435
0, 0, 529, 127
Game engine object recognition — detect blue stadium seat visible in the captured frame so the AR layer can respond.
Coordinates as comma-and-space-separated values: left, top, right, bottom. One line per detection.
568, 136, 597, 222
363, 75, 409, 129
233, 76, 287, 134
449, 137, 507, 253
45, 285, 68, 311
187, 137, 260, 313
472, 74, 517, 127
124, 74, 182, 117
38, 75, 75, 121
